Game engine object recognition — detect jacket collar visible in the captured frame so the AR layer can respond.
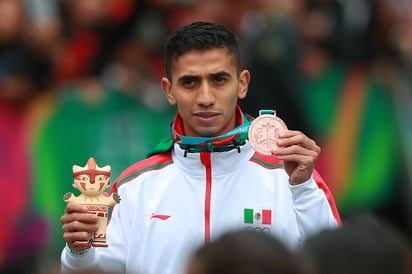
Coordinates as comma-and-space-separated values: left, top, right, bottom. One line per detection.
170, 105, 252, 154
146, 106, 253, 157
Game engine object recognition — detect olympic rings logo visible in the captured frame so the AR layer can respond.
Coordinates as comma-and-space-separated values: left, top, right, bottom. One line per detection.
246, 226, 271, 234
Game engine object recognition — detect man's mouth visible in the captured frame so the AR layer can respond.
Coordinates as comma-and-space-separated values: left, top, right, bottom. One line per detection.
194, 112, 219, 123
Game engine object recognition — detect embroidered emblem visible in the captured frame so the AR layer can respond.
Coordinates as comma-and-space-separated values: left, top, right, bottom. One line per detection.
244, 208, 272, 233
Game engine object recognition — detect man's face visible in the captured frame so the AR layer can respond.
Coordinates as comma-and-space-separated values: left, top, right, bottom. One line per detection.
161, 48, 250, 137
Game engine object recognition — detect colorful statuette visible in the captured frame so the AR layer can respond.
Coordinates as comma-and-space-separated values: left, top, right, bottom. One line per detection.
64, 157, 121, 247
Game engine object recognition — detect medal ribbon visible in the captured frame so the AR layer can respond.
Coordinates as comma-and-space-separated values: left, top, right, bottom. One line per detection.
172, 120, 253, 145
172, 110, 274, 145
259, 109, 275, 115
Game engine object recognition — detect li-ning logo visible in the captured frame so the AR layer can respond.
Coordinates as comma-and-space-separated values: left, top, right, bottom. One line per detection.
244, 208, 272, 233
150, 213, 171, 221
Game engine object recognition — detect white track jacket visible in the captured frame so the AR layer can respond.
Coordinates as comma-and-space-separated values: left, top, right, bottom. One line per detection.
61, 109, 341, 274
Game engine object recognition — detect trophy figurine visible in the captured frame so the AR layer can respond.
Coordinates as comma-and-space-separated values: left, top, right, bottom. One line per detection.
64, 157, 121, 247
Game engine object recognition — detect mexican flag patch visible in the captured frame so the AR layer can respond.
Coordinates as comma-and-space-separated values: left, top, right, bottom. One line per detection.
244, 208, 272, 225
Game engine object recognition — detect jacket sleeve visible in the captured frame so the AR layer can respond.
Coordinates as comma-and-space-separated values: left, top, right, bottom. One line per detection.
61, 245, 99, 272
289, 170, 341, 246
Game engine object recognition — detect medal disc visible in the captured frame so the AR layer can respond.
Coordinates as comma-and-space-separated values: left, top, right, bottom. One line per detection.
248, 110, 287, 155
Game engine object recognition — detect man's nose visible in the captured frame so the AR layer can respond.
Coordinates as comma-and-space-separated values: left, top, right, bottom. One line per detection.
197, 82, 214, 106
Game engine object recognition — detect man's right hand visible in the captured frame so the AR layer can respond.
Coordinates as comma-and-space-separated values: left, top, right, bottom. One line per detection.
61, 202, 98, 250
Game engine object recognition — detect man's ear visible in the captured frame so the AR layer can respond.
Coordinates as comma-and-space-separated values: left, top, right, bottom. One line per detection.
238, 70, 250, 100
161, 77, 176, 105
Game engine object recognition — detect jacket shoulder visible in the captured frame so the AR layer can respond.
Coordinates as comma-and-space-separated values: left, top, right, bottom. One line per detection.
111, 153, 173, 192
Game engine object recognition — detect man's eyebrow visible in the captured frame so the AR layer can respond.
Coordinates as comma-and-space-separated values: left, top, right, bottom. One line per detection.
178, 75, 199, 82
177, 71, 231, 83
210, 71, 231, 78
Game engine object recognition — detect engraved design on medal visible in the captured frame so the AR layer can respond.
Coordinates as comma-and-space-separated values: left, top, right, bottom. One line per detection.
248, 110, 287, 155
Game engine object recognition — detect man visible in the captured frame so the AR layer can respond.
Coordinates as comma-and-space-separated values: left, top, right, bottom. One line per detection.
60, 21, 341, 274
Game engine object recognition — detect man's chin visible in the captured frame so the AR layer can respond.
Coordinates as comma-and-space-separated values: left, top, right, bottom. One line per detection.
196, 129, 217, 137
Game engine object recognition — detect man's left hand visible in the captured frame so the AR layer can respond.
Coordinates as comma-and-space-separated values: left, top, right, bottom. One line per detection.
271, 130, 321, 185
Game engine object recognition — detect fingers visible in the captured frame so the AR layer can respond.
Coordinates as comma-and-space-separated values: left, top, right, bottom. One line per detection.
64, 202, 89, 215
61, 213, 98, 229
273, 130, 319, 158
61, 202, 98, 248
273, 148, 317, 163
271, 130, 320, 185
276, 130, 321, 153
63, 230, 95, 248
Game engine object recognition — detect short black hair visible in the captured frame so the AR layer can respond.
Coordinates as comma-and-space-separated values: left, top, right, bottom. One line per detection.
189, 230, 305, 274
164, 21, 241, 80
301, 214, 412, 274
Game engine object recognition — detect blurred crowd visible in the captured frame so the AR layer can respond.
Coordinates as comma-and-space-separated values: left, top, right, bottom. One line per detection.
186, 214, 412, 274
0, 0, 411, 273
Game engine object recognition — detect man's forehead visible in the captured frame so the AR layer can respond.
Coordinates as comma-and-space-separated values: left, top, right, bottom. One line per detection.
174, 47, 233, 61
171, 49, 236, 76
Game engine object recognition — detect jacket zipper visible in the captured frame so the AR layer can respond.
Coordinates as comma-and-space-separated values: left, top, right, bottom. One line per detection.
200, 151, 212, 244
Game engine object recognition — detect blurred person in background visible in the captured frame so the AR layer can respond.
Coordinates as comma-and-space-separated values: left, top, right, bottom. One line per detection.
367, 0, 412, 237
291, 0, 411, 239
186, 229, 309, 274
300, 213, 412, 274
60, 21, 340, 274
51, 0, 137, 85
0, 0, 52, 272
238, 0, 310, 133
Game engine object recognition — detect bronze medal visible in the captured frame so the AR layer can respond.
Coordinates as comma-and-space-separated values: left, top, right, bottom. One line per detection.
248, 110, 287, 155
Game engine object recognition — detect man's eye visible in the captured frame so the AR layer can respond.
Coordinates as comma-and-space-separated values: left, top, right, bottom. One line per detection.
81, 176, 88, 181
214, 77, 227, 85
182, 80, 196, 88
